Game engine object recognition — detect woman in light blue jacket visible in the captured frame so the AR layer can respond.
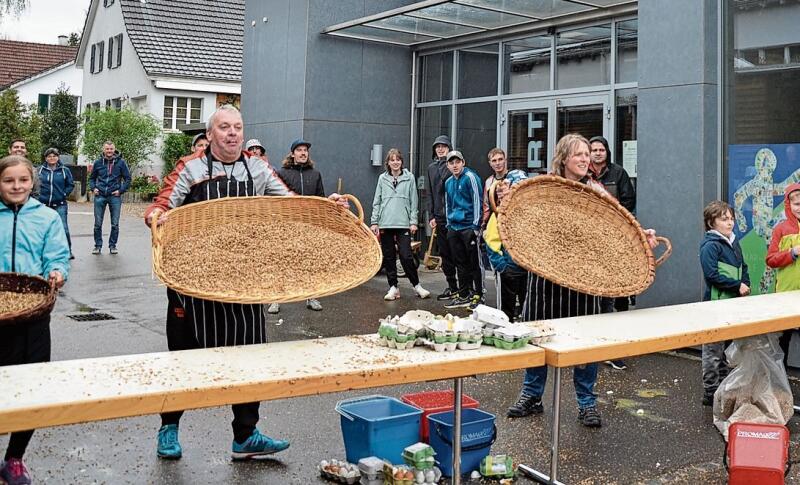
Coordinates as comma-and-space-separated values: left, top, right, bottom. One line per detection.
370, 149, 430, 300
0, 155, 69, 484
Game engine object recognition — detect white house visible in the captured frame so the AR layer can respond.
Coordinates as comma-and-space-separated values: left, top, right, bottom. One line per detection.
75, 0, 243, 174
0, 39, 81, 110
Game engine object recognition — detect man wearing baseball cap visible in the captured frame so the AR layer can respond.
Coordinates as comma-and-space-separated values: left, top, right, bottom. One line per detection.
442, 150, 484, 310
269, 138, 325, 313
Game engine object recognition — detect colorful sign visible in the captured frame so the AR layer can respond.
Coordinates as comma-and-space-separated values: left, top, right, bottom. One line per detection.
728, 144, 800, 294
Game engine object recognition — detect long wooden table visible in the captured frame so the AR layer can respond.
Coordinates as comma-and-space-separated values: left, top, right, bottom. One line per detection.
0, 333, 544, 483
520, 291, 800, 484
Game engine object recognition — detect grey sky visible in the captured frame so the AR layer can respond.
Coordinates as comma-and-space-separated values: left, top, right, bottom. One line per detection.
0, 0, 89, 44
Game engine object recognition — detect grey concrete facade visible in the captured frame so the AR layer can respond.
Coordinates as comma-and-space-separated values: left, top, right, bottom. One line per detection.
636, 0, 719, 306
242, 0, 415, 217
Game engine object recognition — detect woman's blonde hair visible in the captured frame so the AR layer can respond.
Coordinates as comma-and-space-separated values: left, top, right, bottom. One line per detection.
384, 148, 404, 173
0, 155, 37, 193
551, 133, 590, 178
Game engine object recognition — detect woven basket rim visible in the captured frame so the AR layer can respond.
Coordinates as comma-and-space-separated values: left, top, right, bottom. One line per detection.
496, 174, 657, 297
0, 272, 56, 325
151, 195, 383, 303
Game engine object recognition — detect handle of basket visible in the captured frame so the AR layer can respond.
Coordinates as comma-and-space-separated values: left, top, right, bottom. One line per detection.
149, 211, 160, 244
341, 194, 364, 224
654, 236, 672, 267
427, 227, 437, 252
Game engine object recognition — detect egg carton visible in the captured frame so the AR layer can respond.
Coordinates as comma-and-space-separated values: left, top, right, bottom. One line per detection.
319, 459, 361, 484
357, 456, 387, 482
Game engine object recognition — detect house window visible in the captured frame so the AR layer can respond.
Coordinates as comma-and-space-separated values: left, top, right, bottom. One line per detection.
37, 93, 80, 114
104, 0, 114, 6
91, 40, 105, 74
163, 96, 202, 129
107, 33, 123, 69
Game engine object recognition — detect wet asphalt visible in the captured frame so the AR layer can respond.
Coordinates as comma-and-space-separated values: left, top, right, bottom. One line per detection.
5, 202, 800, 484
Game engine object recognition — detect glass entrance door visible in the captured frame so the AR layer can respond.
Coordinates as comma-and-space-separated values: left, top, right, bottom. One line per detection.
501, 94, 609, 174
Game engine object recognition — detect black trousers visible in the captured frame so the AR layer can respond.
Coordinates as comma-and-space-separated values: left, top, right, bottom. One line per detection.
0, 316, 51, 460
435, 221, 459, 291
499, 270, 528, 321
379, 228, 419, 287
447, 228, 482, 297
162, 289, 260, 443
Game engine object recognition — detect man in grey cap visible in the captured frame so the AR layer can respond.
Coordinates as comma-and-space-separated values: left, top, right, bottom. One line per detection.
426, 134, 460, 300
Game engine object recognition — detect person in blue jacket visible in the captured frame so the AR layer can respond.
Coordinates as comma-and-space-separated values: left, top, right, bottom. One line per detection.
442, 150, 484, 310
699, 200, 750, 406
0, 155, 69, 485
88, 141, 131, 255
37, 148, 75, 259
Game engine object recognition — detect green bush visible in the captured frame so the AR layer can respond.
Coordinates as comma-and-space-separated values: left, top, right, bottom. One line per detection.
42, 85, 79, 155
130, 175, 160, 195
81, 107, 160, 173
160, 132, 192, 178
0, 89, 44, 160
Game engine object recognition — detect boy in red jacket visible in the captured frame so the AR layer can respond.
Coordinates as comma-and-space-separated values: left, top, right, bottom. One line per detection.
766, 183, 800, 363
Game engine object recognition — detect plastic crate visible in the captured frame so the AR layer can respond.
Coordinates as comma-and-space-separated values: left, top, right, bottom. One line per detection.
428, 408, 496, 477
336, 395, 421, 464
401, 390, 479, 443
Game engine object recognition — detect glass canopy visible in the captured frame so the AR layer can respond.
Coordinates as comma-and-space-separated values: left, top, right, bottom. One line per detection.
324, 0, 637, 47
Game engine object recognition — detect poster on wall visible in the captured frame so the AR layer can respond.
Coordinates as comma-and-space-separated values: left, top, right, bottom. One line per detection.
728, 143, 800, 295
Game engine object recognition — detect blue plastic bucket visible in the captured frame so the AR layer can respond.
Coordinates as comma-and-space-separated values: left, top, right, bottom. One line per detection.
336, 395, 422, 464
428, 408, 496, 477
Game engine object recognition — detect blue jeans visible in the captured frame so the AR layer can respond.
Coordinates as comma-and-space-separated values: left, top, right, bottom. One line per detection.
54, 204, 72, 250
521, 363, 598, 409
93, 195, 122, 249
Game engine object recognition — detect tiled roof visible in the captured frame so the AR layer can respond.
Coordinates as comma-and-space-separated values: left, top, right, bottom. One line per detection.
0, 40, 77, 89
119, 0, 244, 82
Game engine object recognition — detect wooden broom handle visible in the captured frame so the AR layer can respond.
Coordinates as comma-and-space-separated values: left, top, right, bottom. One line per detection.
342, 194, 364, 224
654, 236, 672, 267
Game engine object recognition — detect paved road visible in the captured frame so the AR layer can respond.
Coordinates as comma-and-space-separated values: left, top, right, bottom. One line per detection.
5, 202, 800, 484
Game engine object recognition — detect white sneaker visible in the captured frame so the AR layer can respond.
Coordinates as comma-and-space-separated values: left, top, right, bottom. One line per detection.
413, 284, 430, 299
267, 303, 280, 314
384, 286, 400, 301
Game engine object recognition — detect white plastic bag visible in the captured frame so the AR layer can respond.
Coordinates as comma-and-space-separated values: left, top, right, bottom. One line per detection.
713, 334, 794, 440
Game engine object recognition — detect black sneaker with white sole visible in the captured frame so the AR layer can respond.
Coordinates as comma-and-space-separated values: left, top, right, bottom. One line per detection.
604, 360, 627, 370
443, 294, 473, 309
506, 394, 543, 418
436, 287, 458, 301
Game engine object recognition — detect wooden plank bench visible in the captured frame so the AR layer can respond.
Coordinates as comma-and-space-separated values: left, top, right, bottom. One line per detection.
0, 334, 544, 435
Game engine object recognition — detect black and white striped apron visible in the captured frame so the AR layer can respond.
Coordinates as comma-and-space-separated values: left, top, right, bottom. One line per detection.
167, 154, 268, 349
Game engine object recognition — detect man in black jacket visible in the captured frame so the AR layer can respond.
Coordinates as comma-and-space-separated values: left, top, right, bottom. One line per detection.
426, 135, 459, 300
589, 135, 636, 370
270, 139, 324, 313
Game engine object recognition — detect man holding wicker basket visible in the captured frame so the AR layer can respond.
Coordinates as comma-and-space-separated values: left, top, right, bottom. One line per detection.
144, 105, 348, 462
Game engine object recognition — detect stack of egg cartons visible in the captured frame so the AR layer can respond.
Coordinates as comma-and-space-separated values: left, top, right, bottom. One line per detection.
357, 456, 385, 485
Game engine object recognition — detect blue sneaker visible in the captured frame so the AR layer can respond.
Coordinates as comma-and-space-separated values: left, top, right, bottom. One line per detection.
157, 424, 182, 459
231, 429, 290, 460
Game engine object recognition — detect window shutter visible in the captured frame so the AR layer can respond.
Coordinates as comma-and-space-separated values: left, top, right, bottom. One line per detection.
108, 37, 114, 69
98, 41, 104, 72
116, 34, 123, 67
90, 44, 96, 73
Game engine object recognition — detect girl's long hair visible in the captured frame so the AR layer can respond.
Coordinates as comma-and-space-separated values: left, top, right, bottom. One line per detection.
384, 148, 404, 173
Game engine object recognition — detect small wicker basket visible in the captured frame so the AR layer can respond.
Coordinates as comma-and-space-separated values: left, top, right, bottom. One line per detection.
0, 273, 57, 326
495, 175, 671, 297
151, 195, 383, 304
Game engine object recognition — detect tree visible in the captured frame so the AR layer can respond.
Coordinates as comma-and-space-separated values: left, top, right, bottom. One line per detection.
160, 132, 192, 178
81, 107, 161, 174
42, 85, 80, 155
67, 32, 81, 47
0, 89, 42, 160
0, 0, 27, 20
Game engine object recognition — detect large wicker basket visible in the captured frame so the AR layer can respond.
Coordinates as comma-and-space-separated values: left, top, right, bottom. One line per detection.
151, 195, 382, 304
0, 273, 57, 326
495, 175, 671, 297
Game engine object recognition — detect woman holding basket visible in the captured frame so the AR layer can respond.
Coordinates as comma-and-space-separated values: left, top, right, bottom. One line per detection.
502, 134, 657, 428
0, 154, 69, 485
370, 148, 430, 301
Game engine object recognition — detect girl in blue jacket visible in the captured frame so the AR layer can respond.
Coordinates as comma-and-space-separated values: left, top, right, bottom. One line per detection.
0, 155, 69, 485
37, 148, 75, 259
370, 149, 430, 301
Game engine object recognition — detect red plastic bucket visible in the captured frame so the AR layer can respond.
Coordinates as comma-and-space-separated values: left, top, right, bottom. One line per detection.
401, 390, 479, 442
